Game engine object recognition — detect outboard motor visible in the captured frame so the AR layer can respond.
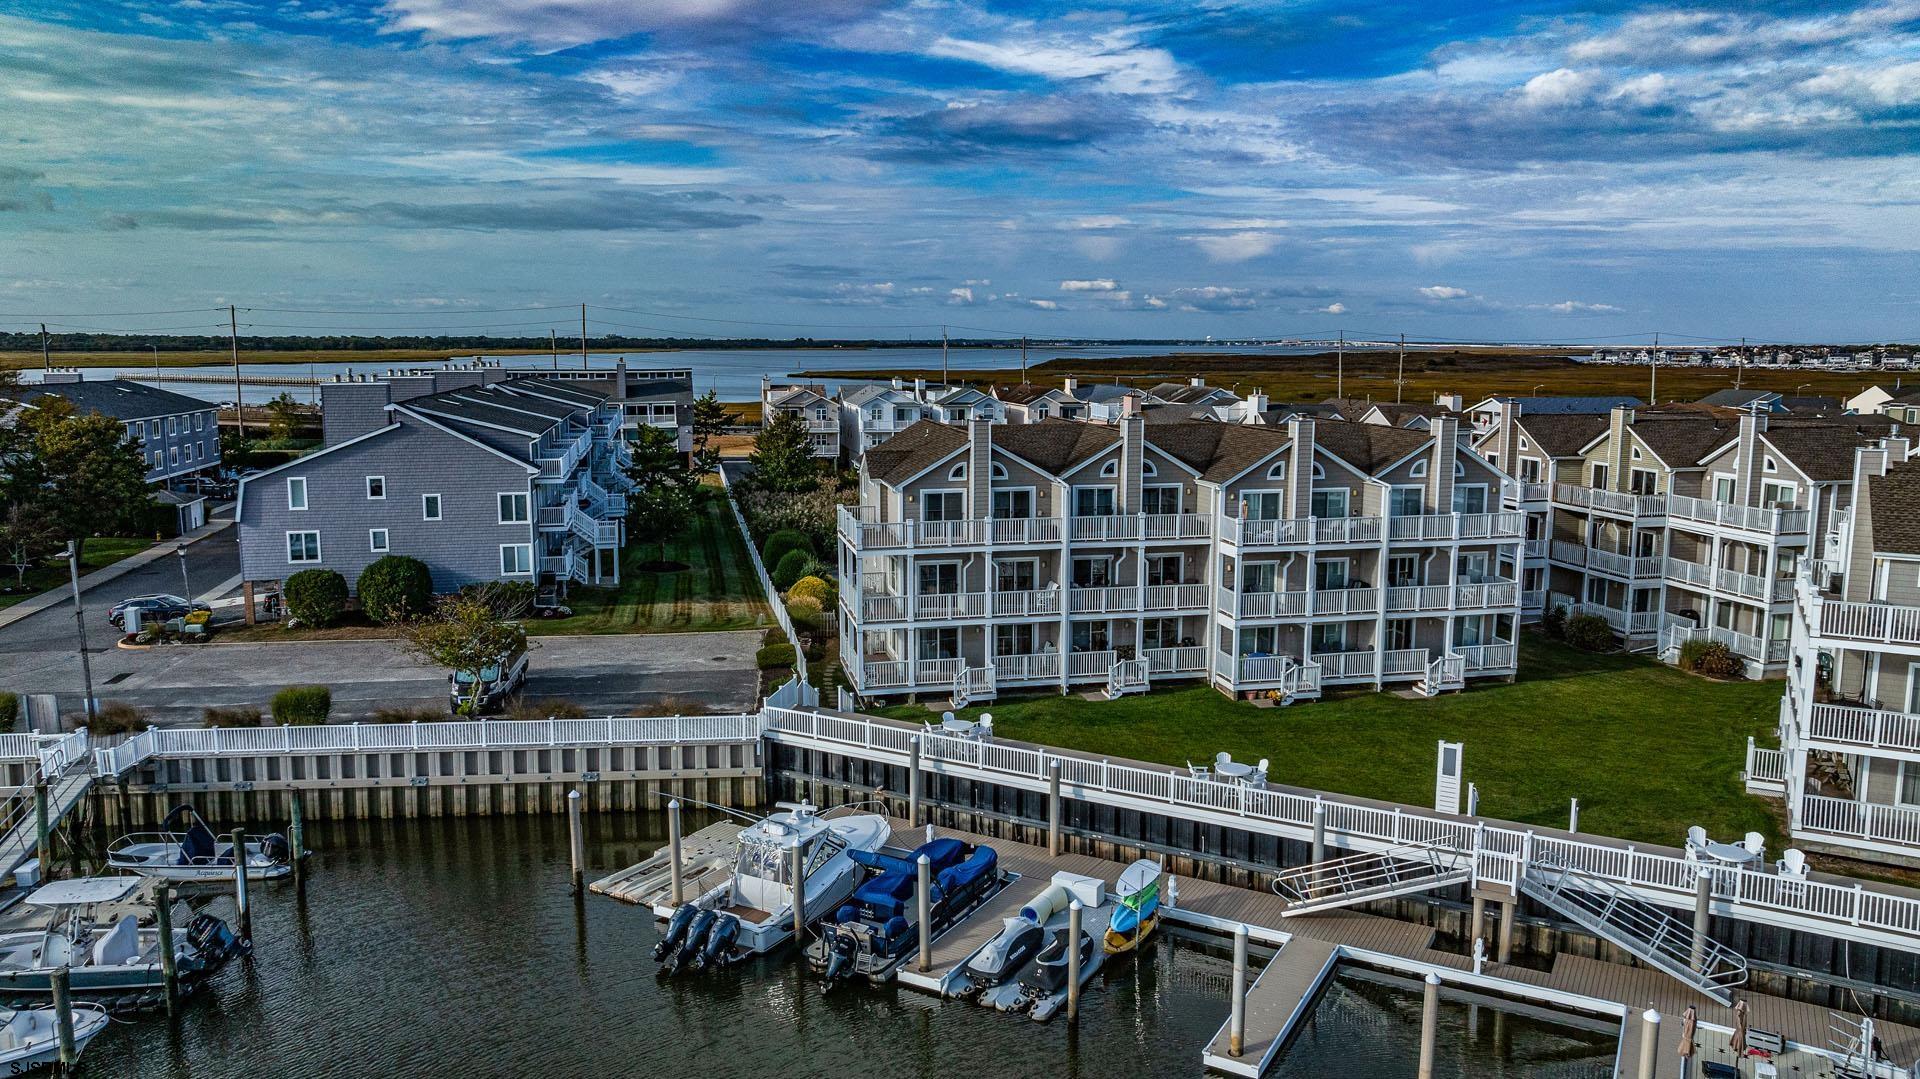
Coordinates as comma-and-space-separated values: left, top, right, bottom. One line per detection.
260, 833, 294, 865
653, 906, 698, 963
819, 928, 859, 991
692, 914, 739, 973
667, 910, 717, 975
186, 913, 247, 965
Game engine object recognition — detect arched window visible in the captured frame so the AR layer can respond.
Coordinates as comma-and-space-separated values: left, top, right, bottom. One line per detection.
1141, 460, 1157, 476
990, 462, 1008, 480
948, 463, 967, 481
1267, 460, 1288, 480
1100, 459, 1119, 477
1763, 455, 1778, 473
1310, 461, 1325, 479
1454, 461, 1465, 477
1410, 460, 1428, 478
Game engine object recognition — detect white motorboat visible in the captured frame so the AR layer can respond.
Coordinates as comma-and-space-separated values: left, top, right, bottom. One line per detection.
0, 1003, 109, 1069
107, 805, 297, 882
0, 878, 245, 1006
653, 801, 888, 973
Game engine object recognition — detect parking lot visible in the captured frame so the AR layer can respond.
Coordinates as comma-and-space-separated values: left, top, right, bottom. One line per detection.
1, 515, 765, 724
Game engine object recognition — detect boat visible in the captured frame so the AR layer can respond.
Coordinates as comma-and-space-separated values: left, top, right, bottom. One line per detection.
1101, 860, 1164, 955
962, 872, 1110, 1019
106, 805, 298, 882
653, 802, 888, 974
0, 1003, 109, 1069
0, 878, 246, 1007
809, 835, 1005, 989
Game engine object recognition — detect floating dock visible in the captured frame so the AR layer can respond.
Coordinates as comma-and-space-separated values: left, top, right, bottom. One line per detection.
588, 820, 742, 910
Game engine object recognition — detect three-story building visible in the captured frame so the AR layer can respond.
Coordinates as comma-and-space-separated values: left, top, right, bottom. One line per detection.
837, 413, 1525, 706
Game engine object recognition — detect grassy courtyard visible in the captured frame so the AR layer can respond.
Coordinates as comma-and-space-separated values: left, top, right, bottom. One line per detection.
880, 636, 1785, 850
527, 491, 772, 636
0, 536, 154, 609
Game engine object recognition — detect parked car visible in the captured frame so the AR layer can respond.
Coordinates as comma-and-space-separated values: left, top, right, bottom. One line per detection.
107, 594, 209, 629
449, 640, 529, 715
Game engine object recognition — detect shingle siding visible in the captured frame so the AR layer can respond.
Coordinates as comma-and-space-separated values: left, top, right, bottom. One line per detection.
238, 415, 535, 592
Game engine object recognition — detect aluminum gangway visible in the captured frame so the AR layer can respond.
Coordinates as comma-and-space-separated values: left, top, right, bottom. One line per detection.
1521, 849, 1748, 1004
1269, 838, 1475, 916
0, 734, 94, 883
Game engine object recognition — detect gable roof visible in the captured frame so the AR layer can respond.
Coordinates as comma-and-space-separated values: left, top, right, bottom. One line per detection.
20, 379, 213, 422
1625, 416, 1737, 468
864, 422, 968, 485
1312, 419, 1433, 473
1512, 413, 1609, 457
1482, 395, 1641, 416
1758, 424, 1880, 482
1869, 462, 1920, 555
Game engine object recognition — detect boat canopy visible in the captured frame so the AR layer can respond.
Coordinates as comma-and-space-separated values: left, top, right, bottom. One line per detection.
23, 877, 143, 907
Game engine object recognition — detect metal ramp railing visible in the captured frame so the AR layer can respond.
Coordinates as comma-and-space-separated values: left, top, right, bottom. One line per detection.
1521, 849, 1747, 1004
0, 742, 96, 882
1270, 838, 1474, 916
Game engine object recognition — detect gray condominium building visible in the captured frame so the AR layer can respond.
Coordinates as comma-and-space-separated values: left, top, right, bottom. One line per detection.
21, 371, 222, 486
235, 368, 632, 610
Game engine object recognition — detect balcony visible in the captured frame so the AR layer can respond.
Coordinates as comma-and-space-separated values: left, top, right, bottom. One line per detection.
535, 427, 594, 480
1802, 702, 1920, 756
1144, 645, 1207, 674
1230, 654, 1322, 696
1811, 596, 1920, 648
1549, 539, 1588, 566
1143, 514, 1212, 541
1553, 483, 1668, 519
1798, 793, 1920, 853
1666, 492, 1811, 535
1314, 650, 1379, 680
1665, 557, 1713, 589
1453, 579, 1520, 609
913, 592, 987, 620
995, 652, 1060, 681
992, 588, 1062, 618
1522, 537, 1547, 559
859, 593, 909, 623
1143, 583, 1207, 610
1069, 515, 1141, 542
1222, 588, 1309, 619
836, 507, 1205, 551
1662, 623, 1784, 663
1385, 584, 1452, 612
1382, 647, 1429, 676
1312, 587, 1379, 616
1067, 650, 1118, 678
1069, 585, 1139, 614
1586, 548, 1663, 579
1457, 641, 1517, 671
1387, 512, 1527, 542
1222, 515, 1385, 548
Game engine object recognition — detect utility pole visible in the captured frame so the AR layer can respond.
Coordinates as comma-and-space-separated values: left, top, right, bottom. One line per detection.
1736, 336, 1745, 389
579, 303, 588, 369
229, 305, 245, 437
39, 324, 49, 371
66, 541, 96, 724
941, 326, 949, 387
1650, 331, 1659, 404
550, 328, 558, 370
1337, 330, 1345, 399
1020, 336, 1028, 382
1396, 333, 1405, 404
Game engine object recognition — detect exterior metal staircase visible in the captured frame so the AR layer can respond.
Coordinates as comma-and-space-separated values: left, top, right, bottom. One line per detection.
1521, 849, 1748, 1003
1270, 838, 1474, 916
0, 736, 94, 882
951, 665, 996, 710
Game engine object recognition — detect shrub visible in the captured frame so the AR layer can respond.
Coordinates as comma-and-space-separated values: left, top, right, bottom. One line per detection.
787, 575, 834, 605
0, 692, 17, 731
756, 642, 797, 669
772, 549, 812, 591
786, 596, 824, 622
505, 697, 588, 721
87, 700, 148, 736
632, 696, 713, 717
283, 568, 349, 627
202, 706, 263, 729
272, 685, 332, 726
357, 555, 433, 624
1562, 613, 1615, 653
1690, 641, 1745, 680
762, 529, 811, 570
1677, 638, 1712, 671
1541, 604, 1567, 640
371, 704, 446, 723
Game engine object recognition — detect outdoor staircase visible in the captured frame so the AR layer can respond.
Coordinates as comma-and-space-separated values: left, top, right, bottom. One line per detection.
1104, 658, 1150, 700
1413, 653, 1466, 697
1269, 838, 1475, 916
0, 743, 95, 883
1520, 850, 1747, 1003
951, 665, 996, 710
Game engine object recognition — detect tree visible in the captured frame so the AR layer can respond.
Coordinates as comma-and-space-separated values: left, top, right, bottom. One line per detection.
749, 408, 818, 493
405, 595, 527, 714
691, 389, 728, 474
5, 398, 154, 551
0, 502, 57, 587
265, 392, 302, 442
623, 424, 697, 562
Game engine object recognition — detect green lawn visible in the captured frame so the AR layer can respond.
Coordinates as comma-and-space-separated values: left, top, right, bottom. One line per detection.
880, 636, 1785, 850
527, 492, 772, 636
0, 536, 154, 609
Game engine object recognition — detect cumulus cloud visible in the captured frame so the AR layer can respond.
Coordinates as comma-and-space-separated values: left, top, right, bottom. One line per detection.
947, 287, 976, 305
1026, 299, 1062, 310
1060, 279, 1119, 292
1190, 231, 1280, 262
1418, 285, 1471, 300
1533, 300, 1622, 314
1518, 68, 1601, 109
1321, 302, 1346, 314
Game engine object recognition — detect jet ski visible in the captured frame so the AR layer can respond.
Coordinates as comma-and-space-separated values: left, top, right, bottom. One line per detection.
1017, 926, 1100, 1021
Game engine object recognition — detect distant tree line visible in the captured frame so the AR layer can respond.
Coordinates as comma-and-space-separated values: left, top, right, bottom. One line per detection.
1, 332, 1196, 354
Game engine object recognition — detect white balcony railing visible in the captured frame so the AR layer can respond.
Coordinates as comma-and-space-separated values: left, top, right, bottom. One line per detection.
1549, 539, 1588, 566
1067, 650, 1118, 678
863, 660, 911, 688
991, 517, 1064, 545
995, 652, 1060, 681
1143, 514, 1212, 541
913, 592, 987, 620
1804, 702, 1920, 755
1144, 645, 1206, 673
1453, 580, 1520, 609
1314, 650, 1377, 679
1386, 584, 1451, 612
861, 593, 909, 622
1069, 515, 1140, 542
1665, 557, 1714, 588
1382, 648, 1429, 676
1069, 585, 1139, 614
1457, 641, 1517, 671
1799, 794, 1920, 851
1667, 493, 1811, 535
1233, 590, 1310, 619
1312, 587, 1379, 616
1143, 583, 1207, 610
1587, 548, 1662, 578
915, 658, 963, 686
991, 588, 1062, 617
1814, 597, 1920, 648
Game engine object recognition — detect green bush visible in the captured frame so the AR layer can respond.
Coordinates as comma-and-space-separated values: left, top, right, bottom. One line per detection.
87, 700, 148, 736
762, 529, 811, 570
1688, 641, 1745, 680
756, 642, 797, 669
772, 549, 812, 591
1677, 638, 1711, 671
786, 595, 824, 622
357, 555, 433, 623
0, 692, 16, 732
272, 685, 332, 726
1541, 604, 1567, 640
1562, 613, 1615, 653
787, 575, 834, 605
202, 706, 263, 728
283, 568, 349, 627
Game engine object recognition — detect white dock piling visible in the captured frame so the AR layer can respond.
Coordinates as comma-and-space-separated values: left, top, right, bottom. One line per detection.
916, 854, 932, 972
1691, 869, 1712, 971
1228, 923, 1248, 1056
1417, 972, 1441, 1079
792, 842, 807, 941
1067, 900, 1083, 1024
567, 790, 585, 895
1569, 797, 1580, 834
232, 827, 252, 944
1637, 1009, 1660, 1079
1047, 761, 1062, 857
667, 799, 684, 906
908, 736, 922, 828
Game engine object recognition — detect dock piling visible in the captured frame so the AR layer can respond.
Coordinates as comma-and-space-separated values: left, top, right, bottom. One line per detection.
1417, 972, 1440, 1079
1691, 868, 1713, 971
908, 736, 922, 828
1066, 900, 1083, 1025
1310, 800, 1326, 896
231, 828, 252, 945
50, 965, 75, 1071
1496, 899, 1514, 963
1568, 797, 1580, 834
290, 791, 305, 890
1470, 894, 1486, 951
567, 790, 585, 895
1637, 1009, 1660, 1079
792, 841, 806, 942
667, 799, 685, 907
1228, 923, 1248, 1056
1047, 761, 1062, 857
916, 854, 932, 973
156, 884, 179, 1015
34, 781, 49, 880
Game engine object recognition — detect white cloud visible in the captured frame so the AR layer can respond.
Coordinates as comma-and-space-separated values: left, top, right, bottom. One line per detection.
1518, 68, 1600, 109
1418, 285, 1471, 300
1060, 278, 1119, 292
1322, 302, 1346, 314
961, 277, 991, 286
923, 25, 1181, 96
947, 287, 975, 304
1801, 60, 1920, 107
1534, 300, 1622, 314
1189, 231, 1279, 262
1026, 298, 1061, 310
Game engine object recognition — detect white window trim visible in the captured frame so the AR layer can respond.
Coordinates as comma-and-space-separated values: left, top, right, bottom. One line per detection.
422, 494, 442, 521
1070, 484, 1118, 517
1761, 479, 1798, 508
286, 530, 321, 564
1310, 487, 1351, 518
1238, 488, 1285, 520
1099, 459, 1120, 478
1388, 484, 1423, 516
994, 557, 1039, 591
499, 543, 534, 576
1146, 551, 1184, 585
369, 528, 390, 553
1143, 483, 1183, 514
287, 477, 308, 512
1314, 556, 1350, 589
916, 560, 963, 594
1452, 482, 1490, 513
1409, 459, 1428, 478
991, 486, 1037, 519
498, 491, 530, 525
919, 487, 964, 522
947, 463, 967, 481
366, 475, 386, 500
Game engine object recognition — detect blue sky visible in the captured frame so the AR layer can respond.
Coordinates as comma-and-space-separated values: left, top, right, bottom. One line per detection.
3, 0, 1919, 342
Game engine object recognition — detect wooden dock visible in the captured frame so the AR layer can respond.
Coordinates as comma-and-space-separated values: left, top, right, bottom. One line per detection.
892, 873, 1040, 995
588, 820, 741, 909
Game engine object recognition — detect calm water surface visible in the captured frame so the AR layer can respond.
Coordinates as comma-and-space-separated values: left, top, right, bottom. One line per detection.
83, 813, 1615, 1077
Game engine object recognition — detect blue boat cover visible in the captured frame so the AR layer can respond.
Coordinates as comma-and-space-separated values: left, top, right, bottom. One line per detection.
936, 847, 997, 898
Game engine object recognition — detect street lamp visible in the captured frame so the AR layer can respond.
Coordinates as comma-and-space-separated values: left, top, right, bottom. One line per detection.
176, 544, 191, 600
65, 541, 96, 724
1532, 384, 1544, 396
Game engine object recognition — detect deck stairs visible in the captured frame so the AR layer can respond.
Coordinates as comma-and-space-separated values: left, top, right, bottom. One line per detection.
951, 665, 996, 710
1270, 838, 1474, 916
0, 746, 95, 883
1520, 849, 1747, 1004
1827, 1012, 1878, 1076
1104, 658, 1150, 700
1413, 653, 1466, 697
